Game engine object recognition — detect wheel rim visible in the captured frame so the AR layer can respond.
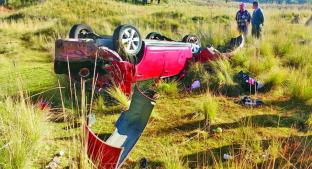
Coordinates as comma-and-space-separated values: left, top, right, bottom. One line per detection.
191, 44, 200, 54
120, 28, 140, 54
188, 36, 200, 53
78, 29, 90, 38
79, 68, 90, 78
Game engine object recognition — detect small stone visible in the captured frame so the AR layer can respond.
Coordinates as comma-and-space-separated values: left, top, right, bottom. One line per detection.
216, 127, 223, 133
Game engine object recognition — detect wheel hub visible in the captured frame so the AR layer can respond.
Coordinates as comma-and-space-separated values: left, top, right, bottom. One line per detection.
121, 28, 140, 54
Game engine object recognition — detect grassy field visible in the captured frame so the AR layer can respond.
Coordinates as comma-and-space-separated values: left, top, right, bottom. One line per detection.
0, 0, 312, 168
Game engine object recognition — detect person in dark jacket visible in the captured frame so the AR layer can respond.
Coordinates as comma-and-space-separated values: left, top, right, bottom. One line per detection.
251, 1, 264, 38
236, 3, 251, 36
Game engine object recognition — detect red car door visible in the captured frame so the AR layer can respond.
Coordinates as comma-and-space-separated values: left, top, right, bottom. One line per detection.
134, 45, 165, 81
134, 42, 192, 81
162, 46, 192, 77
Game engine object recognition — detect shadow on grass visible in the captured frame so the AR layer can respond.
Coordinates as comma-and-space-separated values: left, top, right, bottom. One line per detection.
55, 135, 79, 141
183, 135, 312, 169
62, 121, 81, 130
123, 159, 163, 169
159, 113, 308, 135
157, 97, 311, 135
269, 98, 311, 117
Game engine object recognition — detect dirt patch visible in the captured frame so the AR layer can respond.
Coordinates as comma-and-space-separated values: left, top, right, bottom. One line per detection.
291, 15, 301, 24
0, 6, 13, 13
305, 16, 312, 26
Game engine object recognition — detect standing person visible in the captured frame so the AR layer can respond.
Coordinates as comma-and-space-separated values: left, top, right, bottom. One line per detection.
235, 3, 251, 37
251, 1, 264, 38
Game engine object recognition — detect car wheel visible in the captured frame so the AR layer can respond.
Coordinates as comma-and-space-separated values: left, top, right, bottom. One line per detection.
69, 24, 94, 39
113, 25, 142, 63
182, 35, 201, 54
146, 32, 163, 40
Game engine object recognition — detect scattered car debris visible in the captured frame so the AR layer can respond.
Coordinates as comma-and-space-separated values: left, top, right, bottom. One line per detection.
38, 99, 51, 110
54, 24, 192, 95
223, 153, 233, 160
87, 114, 96, 127
45, 151, 64, 169
86, 85, 156, 169
54, 24, 245, 95
236, 71, 263, 92
240, 96, 264, 107
139, 157, 148, 169
53, 24, 247, 168
191, 80, 201, 90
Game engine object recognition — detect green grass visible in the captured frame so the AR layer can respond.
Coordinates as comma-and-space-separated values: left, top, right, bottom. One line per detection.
0, 0, 311, 168
156, 80, 179, 97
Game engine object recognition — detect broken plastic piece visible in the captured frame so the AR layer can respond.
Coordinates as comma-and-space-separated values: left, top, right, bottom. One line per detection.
223, 153, 233, 160
241, 96, 264, 107
191, 80, 201, 90
86, 85, 156, 169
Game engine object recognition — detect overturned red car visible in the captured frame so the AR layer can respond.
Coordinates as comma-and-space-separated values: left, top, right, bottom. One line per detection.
54, 24, 244, 94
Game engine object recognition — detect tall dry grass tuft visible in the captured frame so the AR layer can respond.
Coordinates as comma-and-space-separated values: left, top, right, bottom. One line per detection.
156, 80, 179, 97
160, 145, 187, 169
0, 93, 51, 169
209, 59, 241, 96
199, 91, 219, 129
181, 63, 209, 90
106, 86, 130, 109
288, 69, 312, 101
59, 79, 95, 169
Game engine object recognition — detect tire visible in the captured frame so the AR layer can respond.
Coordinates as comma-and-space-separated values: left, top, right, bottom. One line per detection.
146, 32, 163, 40
112, 25, 142, 63
69, 24, 94, 39
182, 34, 201, 54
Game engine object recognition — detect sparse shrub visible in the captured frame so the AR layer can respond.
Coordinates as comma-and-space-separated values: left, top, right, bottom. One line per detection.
156, 81, 179, 97
261, 67, 289, 92
93, 95, 107, 112
210, 59, 234, 86
212, 15, 230, 24
191, 16, 205, 23
0, 94, 50, 169
283, 45, 312, 68
199, 91, 219, 129
260, 40, 274, 57
181, 63, 209, 90
248, 50, 278, 76
267, 139, 282, 159
152, 11, 184, 19
288, 70, 312, 101
231, 49, 251, 72
209, 59, 241, 96
273, 40, 294, 57
160, 146, 187, 169
106, 86, 130, 109
307, 114, 312, 130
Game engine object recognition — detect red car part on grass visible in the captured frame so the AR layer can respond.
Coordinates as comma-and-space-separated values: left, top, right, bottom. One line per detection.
54, 24, 245, 169
86, 125, 123, 169
54, 39, 193, 95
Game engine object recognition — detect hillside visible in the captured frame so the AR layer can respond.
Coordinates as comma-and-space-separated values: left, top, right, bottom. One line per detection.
0, 0, 311, 168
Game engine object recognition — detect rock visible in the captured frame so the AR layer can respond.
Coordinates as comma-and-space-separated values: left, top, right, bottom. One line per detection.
216, 127, 223, 133
223, 153, 233, 160
305, 16, 312, 26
